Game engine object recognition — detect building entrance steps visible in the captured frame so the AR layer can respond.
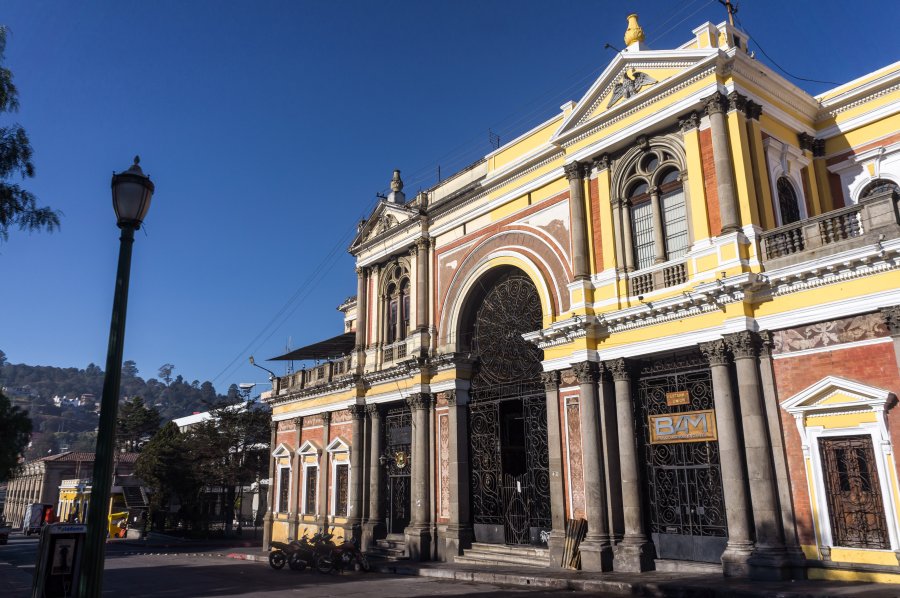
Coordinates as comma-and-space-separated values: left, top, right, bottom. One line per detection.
368, 534, 408, 561
454, 543, 550, 568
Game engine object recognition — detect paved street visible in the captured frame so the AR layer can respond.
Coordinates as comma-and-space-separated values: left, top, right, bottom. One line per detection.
0, 534, 576, 597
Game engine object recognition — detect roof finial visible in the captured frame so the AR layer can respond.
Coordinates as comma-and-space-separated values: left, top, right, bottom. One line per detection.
387, 169, 405, 203
390, 169, 403, 193
624, 14, 645, 47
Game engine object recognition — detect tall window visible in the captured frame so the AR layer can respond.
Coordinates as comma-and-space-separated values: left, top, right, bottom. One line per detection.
630, 183, 655, 270
777, 177, 801, 225
387, 293, 399, 344
660, 169, 688, 259
859, 178, 899, 201
334, 463, 349, 517
303, 466, 318, 515
381, 262, 410, 345
277, 467, 290, 513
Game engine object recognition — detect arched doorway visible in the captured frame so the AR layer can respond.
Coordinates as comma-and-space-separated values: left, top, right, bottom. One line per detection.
460, 267, 551, 545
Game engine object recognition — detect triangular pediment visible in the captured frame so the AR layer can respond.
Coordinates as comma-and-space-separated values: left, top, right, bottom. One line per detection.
298, 439, 322, 456
553, 48, 717, 142
272, 442, 294, 458
350, 200, 418, 249
780, 376, 894, 415
326, 436, 350, 453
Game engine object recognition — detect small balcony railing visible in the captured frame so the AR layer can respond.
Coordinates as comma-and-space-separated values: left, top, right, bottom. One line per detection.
274, 354, 353, 394
382, 339, 408, 365
629, 260, 687, 296
760, 191, 898, 264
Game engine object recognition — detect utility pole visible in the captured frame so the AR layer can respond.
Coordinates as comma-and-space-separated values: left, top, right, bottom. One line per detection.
717, 0, 737, 26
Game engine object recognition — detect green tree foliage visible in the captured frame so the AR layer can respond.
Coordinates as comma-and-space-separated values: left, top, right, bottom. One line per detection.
158, 364, 174, 386
121, 360, 138, 379
0, 390, 32, 481
116, 396, 161, 452
0, 27, 60, 242
135, 422, 202, 525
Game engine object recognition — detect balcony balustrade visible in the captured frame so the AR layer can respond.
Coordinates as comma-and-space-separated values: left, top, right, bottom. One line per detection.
274, 354, 353, 395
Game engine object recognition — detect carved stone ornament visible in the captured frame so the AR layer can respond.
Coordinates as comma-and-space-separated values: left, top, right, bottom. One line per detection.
406, 392, 432, 410
321, 411, 332, 424
366, 403, 381, 417
745, 100, 762, 121
541, 370, 560, 391
445, 389, 458, 406
813, 138, 826, 158
269, 421, 279, 432
356, 266, 366, 278
564, 161, 583, 181
593, 154, 611, 171
572, 361, 598, 384
347, 404, 366, 419
606, 358, 630, 382
727, 91, 747, 114
724, 331, 759, 359
607, 68, 657, 109
758, 330, 774, 358
390, 169, 403, 192
881, 305, 900, 336
699, 339, 729, 367
678, 111, 701, 133
636, 135, 650, 152
415, 236, 430, 251
293, 416, 304, 429
704, 92, 727, 116
798, 132, 815, 153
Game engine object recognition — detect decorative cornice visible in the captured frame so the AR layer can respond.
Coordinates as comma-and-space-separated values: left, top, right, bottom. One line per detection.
880, 305, 900, 337
406, 392, 432, 410
678, 111, 701, 133
725, 330, 759, 359
572, 361, 598, 384
699, 339, 729, 367
265, 373, 362, 407
606, 358, 630, 382
541, 370, 559, 391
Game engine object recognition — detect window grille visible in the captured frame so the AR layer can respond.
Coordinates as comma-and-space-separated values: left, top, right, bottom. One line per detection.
278, 468, 290, 513
304, 466, 318, 514
662, 187, 688, 259
632, 200, 655, 270
334, 464, 349, 517
777, 177, 801, 224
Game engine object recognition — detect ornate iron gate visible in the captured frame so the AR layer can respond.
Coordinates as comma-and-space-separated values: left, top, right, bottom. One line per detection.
636, 355, 727, 563
383, 403, 412, 535
467, 270, 550, 545
820, 435, 889, 549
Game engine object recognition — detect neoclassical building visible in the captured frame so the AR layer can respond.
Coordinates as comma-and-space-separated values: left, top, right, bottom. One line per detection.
262, 14, 900, 582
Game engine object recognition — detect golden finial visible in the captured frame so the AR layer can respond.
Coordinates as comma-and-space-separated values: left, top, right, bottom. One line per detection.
624, 14, 645, 46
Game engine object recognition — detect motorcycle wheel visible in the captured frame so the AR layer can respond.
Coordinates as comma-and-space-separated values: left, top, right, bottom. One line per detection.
356, 554, 371, 572
315, 555, 335, 574
268, 551, 287, 570
288, 553, 307, 571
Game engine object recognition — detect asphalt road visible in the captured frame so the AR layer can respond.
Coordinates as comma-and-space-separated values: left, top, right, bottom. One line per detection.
0, 533, 575, 597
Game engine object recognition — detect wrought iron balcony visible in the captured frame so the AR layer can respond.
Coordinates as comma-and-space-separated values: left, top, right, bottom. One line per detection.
760, 190, 899, 267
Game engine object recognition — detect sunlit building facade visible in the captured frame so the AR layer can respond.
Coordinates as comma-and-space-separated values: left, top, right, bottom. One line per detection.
263, 14, 900, 582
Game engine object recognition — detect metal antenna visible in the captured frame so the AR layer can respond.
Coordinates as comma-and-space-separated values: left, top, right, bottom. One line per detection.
488, 129, 500, 150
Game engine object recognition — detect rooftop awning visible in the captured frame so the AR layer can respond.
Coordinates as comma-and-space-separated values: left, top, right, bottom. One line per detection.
269, 332, 355, 361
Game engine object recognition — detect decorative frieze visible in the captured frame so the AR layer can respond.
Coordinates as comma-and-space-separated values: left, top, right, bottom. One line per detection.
772, 312, 889, 354
880, 306, 900, 337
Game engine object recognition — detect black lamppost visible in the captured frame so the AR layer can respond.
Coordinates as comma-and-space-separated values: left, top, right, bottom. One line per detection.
79, 157, 154, 598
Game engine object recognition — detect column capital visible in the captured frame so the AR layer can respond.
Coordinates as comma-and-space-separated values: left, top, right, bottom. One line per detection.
758, 330, 775, 358
572, 361, 599, 384
727, 91, 748, 113
365, 403, 381, 418
269, 421, 279, 432
798, 132, 816, 153
564, 161, 583, 181
292, 416, 304, 429
678, 111, 700, 133
415, 236, 431, 251
347, 404, 366, 420
745, 99, 763, 121
724, 330, 759, 359
704, 92, 727, 116
813, 138, 826, 157
881, 305, 900, 336
606, 358, 630, 381
321, 411, 332, 424
699, 339, 729, 366
593, 153, 611, 172
406, 392, 432, 410
355, 266, 367, 277
541, 370, 560, 391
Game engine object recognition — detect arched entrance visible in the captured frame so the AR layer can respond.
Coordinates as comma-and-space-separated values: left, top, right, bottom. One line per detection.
461, 267, 551, 545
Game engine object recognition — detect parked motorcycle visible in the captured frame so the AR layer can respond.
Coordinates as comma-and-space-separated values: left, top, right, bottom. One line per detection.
269, 539, 310, 570
315, 535, 370, 574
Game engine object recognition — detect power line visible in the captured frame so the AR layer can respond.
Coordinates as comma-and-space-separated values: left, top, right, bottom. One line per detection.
736, 17, 840, 86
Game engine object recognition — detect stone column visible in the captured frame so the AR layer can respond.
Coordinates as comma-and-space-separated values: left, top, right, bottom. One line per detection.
724, 332, 790, 579
620, 199, 636, 271
347, 405, 366, 541
317, 412, 331, 531
445, 389, 474, 556
699, 339, 753, 576
416, 237, 429, 331
881, 306, 900, 372
607, 358, 654, 572
541, 370, 568, 567
705, 92, 740, 233
758, 331, 807, 576
649, 186, 666, 263
598, 363, 624, 542
289, 417, 303, 539
574, 361, 613, 571
355, 267, 368, 369
565, 161, 590, 279
405, 392, 432, 560
362, 405, 383, 551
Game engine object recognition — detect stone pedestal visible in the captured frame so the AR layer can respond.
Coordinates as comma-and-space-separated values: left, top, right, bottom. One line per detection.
404, 526, 432, 561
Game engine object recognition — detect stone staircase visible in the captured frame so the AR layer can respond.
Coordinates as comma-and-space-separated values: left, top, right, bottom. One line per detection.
367, 534, 408, 561
454, 542, 551, 568
653, 559, 722, 574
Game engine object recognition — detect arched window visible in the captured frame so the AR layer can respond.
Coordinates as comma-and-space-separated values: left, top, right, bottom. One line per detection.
859, 178, 899, 201
619, 146, 688, 270
381, 262, 410, 345
777, 177, 801, 225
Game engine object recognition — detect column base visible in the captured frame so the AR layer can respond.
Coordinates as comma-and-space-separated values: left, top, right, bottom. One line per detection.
748, 546, 794, 581
442, 525, 474, 558
579, 537, 614, 572
262, 513, 273, 549
612, 539, 656, 572
361, 520, 385, 552
404, 525, 432, 562
547, 529, 566, 569
721, 541, 754, 577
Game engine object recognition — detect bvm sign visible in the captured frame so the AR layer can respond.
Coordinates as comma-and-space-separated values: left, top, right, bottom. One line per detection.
649, 409, 717, 444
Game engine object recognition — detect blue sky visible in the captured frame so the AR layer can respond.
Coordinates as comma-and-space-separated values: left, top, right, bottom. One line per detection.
1, 0, 896, 398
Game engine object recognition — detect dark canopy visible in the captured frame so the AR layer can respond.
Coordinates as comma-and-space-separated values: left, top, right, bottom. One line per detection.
269, 332, 355, 361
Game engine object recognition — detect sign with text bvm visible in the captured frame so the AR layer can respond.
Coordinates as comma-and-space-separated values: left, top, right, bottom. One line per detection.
649, 409, 717, 444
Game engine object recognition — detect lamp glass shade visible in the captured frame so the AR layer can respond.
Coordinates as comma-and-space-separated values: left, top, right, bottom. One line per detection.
111, 159, 154, 228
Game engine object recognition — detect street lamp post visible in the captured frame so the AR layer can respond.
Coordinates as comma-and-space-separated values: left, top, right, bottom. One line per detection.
79, 157, 154, 598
